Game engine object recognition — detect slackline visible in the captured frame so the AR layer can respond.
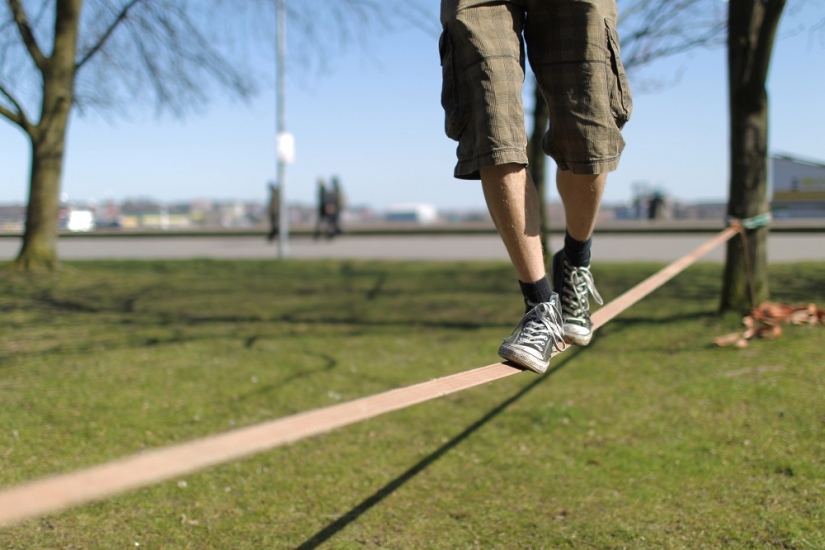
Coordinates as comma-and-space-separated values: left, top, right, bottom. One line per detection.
0, 227, 738, 527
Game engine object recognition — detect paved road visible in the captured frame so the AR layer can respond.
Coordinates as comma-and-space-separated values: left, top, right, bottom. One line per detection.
1, 233, 822, 262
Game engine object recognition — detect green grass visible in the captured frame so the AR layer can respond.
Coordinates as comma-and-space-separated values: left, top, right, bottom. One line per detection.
1, 259, 823, 549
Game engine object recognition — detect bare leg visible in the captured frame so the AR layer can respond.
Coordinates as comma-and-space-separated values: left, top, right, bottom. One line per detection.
553, 169, 607, 347
483, 163, 567, 373
480, 163, 546, 283
555, 170, 607, 241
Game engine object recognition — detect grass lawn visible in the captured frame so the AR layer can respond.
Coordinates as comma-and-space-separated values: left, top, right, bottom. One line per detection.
0, 259, 823, 549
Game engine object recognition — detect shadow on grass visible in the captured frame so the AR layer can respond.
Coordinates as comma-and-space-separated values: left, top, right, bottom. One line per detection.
36, 291, 102, 313
0, 313, 510, 367
33, 287, 150, 314
604, 309, 716, 327
365, 272, 388, 300
293, 348, 583, 550
174, 311, 511, 331
237, 353, 341, 401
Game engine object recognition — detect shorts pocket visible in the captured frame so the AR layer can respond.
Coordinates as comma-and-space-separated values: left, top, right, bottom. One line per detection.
439, 29, 469, 140
605, 19, 633, 129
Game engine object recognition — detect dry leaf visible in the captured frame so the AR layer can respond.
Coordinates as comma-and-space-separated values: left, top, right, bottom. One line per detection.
714, 301, 821, 348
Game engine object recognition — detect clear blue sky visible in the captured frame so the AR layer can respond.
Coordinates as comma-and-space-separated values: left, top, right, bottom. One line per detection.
1, 0, 823, 210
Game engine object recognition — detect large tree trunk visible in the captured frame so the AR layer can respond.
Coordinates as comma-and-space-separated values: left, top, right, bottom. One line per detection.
721, 92, 770, 311
12, 0, 80, 272
15, 122, 70, 271
527, 80, 551, 266
721, 0, 785, 312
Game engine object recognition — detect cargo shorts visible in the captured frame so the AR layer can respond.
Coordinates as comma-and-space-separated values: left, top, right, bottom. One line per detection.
440, 0, 633, 179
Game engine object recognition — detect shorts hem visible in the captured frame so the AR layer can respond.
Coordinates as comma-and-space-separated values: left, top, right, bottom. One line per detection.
454, 148, 528, 180
557, 155, 622, 176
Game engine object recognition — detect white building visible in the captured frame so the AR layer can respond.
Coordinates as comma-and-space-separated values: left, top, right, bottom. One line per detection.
66, 210, 95, 232
385, 204, 439, 224
771, 154, 825, 218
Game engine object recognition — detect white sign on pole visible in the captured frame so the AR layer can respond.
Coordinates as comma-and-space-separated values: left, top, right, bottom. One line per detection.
277, 132, 295, 164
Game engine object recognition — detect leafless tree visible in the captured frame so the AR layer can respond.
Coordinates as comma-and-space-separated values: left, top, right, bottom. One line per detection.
0, 0, 433, 272
720, 0, 786, 312
618, 0, 726, 68
1, 0, 255, 271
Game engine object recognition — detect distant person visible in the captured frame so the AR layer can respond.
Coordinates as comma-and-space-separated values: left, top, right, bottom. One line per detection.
633, 196, 643, 219
439, 0, 631, 373
267, 182, 280, 242
648, 192, 665, 220
322, 182, 339, 239
330, 176, 345, 237
314, 178, 332, 240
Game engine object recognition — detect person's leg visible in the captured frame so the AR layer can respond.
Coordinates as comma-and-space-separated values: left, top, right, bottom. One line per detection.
268, 214, 278, 242
524, 0, 631, 345
480, 162, 566, 372
552, 171, 606, 345
439, 2, 565, 373
326, 212, 335, 240
556, 170, 607, 243
480, 163, 545, 285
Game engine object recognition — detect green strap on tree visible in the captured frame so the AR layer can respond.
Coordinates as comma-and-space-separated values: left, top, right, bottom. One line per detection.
729, 212, 772, 230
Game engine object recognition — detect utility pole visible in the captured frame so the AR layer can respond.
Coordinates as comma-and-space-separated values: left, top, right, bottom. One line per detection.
276, 0, 289, 258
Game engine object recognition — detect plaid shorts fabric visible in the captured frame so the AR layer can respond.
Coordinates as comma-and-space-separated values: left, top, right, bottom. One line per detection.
440, 0, 633, 179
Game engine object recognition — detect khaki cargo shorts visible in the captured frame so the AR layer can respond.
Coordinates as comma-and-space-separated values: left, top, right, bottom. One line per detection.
440, 0, 633, 179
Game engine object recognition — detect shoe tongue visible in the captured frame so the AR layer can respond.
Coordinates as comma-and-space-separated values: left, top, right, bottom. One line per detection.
527, 295, 558, 310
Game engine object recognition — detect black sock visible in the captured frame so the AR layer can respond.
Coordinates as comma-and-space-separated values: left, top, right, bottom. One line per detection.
519, 276, 553, 311
563, 230, 592, 267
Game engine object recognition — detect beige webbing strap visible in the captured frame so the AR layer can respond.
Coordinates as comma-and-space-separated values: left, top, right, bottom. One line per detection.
0, 227, 738, 528
592, 226, 738, 330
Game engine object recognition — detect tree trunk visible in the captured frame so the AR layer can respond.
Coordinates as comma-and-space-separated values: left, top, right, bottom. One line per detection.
527, 79, 551, 266
721, 0, 785, 312
11, 0, 81, 272
14, 127, 69, 271
721, 93, 769, 311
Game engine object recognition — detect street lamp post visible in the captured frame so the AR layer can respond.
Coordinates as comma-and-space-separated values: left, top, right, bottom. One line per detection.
276, 0, 289, 258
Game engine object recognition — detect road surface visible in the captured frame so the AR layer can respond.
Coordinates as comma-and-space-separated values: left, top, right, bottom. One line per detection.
1, 233, 822, 262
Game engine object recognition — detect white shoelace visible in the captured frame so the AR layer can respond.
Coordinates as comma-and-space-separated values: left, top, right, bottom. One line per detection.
516, 302, 567, 353
561, 265, 604, 324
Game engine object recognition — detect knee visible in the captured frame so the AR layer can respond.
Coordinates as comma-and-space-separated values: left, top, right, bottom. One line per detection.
480, 163, 527, 183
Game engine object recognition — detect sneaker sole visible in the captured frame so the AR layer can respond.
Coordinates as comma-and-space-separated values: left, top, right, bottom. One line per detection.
564, 331, 593, 346
498, 345, 549, 374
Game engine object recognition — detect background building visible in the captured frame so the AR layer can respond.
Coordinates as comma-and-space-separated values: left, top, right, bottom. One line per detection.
771, 154, 825, 218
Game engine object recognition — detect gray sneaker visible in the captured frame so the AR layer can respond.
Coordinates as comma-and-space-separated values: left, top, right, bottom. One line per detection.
551, 250, 604, 346
498, 295, 567, 373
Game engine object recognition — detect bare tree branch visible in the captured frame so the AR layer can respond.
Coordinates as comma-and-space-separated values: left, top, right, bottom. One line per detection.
618, 0, 726, 72
751, 0, 787, 88
7, 0, 47, 70
812, 17, 825, 36
2, 0, 435, 270
233, 0, 436, 77
0, 101, 24, 128
394, 0, 439, 38
0, 80, 30, 129
75, 0, 144, 70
